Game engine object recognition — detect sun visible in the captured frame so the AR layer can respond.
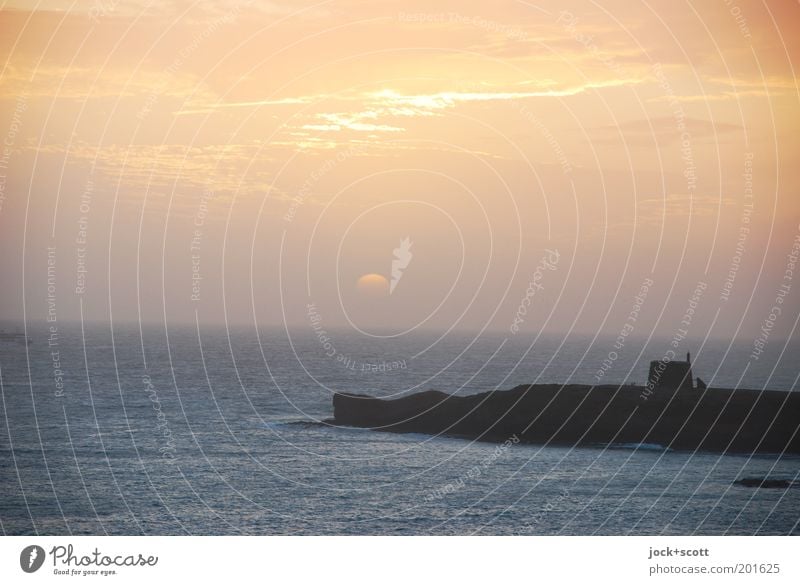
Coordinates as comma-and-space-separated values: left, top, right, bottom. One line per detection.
356, 273, 389, 297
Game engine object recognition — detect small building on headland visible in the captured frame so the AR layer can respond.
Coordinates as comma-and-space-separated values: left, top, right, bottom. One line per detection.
647, 352, 694, 392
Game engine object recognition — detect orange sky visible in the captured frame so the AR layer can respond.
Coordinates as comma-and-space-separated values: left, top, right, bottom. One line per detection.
0, 0, 798, 340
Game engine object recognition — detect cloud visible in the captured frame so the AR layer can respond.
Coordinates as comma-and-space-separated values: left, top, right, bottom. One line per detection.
0, 63, 214, 101
637, 192, 738, 219
368, 80, 641, 110
593, 116, 742, 145
175, 96, 318, 115
34, 142, 279, 195
645, 75, 797, 103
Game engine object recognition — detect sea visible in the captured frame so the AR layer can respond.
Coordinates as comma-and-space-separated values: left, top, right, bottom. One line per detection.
1, 322, 798, 535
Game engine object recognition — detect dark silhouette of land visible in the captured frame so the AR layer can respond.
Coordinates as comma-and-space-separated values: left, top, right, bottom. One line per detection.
331, 356, 800, 455
734, 478, 797, 489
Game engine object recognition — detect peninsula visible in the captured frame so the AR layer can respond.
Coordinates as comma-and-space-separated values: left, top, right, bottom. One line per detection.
331, 355, 800, 455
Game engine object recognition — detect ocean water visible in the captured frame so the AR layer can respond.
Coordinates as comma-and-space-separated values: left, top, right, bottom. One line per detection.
1, 323, 798, 535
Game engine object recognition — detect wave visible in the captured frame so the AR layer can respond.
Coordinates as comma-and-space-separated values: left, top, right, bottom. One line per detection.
608, 442, 670, 452
262, 419, 335, 430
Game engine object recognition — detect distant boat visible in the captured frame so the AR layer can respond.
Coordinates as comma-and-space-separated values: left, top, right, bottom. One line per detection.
0, 330, 32, 345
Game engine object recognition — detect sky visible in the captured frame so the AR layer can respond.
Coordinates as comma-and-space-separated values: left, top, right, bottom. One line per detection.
0, 0, 798, 342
